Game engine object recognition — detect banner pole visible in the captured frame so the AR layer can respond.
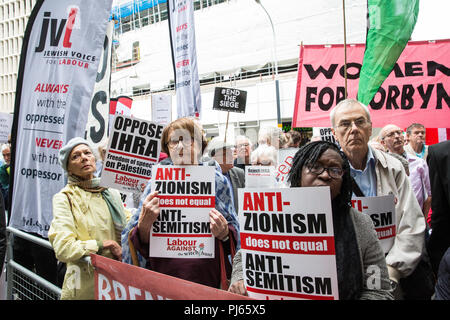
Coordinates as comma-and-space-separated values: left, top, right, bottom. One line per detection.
342, 0, 348, 98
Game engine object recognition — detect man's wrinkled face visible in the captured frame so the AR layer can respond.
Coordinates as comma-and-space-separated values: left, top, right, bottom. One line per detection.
235, 138, 251, 160
331, 102, 372, 156
407, 126, 426, 146
381, 125, 405, 155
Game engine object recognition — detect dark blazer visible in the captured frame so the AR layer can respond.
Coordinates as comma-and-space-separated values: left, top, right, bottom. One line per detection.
427, 140, 450, 275
227, 167, 245, 215
435, 247, 450, 300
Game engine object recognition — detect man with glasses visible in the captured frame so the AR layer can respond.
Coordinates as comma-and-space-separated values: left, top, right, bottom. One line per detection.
330, 99, 425, 299
380, 124, 432, 217
233, 135, 252, 170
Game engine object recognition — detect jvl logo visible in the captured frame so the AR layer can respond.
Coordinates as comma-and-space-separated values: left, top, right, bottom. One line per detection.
35, 7, 79, 52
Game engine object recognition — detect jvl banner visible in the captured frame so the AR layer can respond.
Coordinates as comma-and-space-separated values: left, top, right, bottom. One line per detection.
150, 165, 215, 258
292, 40, 450, 128
10, 0, 112, 237
238, 187, 339, 300
100, 114, 163, 193
92, 254, 252, 300
167, 0, 202, 119
85, 20, 114, 149
351, 195, 396, 254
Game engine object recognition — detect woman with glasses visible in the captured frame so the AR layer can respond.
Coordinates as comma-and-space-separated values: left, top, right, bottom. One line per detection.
121, 117, 239, 289
229, 141, 393, 299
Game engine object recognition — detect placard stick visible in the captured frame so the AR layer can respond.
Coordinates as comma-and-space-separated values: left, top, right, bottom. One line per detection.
342, 0, 348, 98
224, 111, 230, 143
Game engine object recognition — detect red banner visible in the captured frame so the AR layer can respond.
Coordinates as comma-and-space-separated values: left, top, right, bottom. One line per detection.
292, 40, 450, 129
91, 254, 253, 300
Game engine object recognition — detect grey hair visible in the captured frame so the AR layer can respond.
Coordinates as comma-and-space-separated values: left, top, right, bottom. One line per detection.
250, 144, 278, 165
406, 123, 425, 135
330, 98, 372, 128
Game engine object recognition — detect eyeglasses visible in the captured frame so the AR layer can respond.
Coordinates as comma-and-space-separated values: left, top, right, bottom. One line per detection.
337, 118, 369, 131
236, 143, 250, 149
307, 163, 344, 179
382, 130, 403, 140
167, 137, 194, 149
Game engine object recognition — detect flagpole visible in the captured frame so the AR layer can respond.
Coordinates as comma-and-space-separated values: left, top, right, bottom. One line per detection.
342, 0, 348, 98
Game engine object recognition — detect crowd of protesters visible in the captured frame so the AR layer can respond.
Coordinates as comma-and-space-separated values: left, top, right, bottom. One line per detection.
1, 98, 449, 300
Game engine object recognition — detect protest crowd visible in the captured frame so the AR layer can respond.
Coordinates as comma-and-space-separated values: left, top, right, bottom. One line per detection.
1, 0, 450, 303
2, 99, 450, 301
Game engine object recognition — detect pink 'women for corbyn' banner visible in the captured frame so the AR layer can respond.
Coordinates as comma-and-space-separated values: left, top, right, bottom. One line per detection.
292, 40, 450, 128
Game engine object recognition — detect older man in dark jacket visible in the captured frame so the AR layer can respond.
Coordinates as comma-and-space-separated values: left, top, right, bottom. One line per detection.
208, 137, 245, 215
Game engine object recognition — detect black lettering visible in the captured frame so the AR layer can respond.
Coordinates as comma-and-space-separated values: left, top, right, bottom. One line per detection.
243, 212, 253, 231
315, 277, 332, 295
305, 87, 317, 111
36, 12, 51, 52
336, 86, 346, 104
417, 84, 434, 109
392, 63, 404, 78
89, 91, 107, 143
302, 276, 315, 294
401, 85, 415, 110
380, 212, 392, 226
49, 18, 67, 46
132, 136, 147, 155
427, 61, 450, 76
293, 214, 307, 233
386, 86, 400, 109
339, 62, 361, 79
405, 62, 423, 76
96, 34, 109, 82
304, 64, 338, 79
436, 83, 450, 109
318, 87, 334, 111
307, 214, 327, 233
369, 87, 386, 110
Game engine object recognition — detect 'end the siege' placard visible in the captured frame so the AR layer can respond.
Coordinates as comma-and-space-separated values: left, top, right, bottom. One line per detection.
238, 187, 339, 300
100, 114, 163, 193
351, 195, 396, 254
149, 165, 216, 258
213, 87, 247, 113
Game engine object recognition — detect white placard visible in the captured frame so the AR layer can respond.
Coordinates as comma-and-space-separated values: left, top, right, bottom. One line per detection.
151, 94, 172, 125
100, 114, 163, 193
351, 195, 396, 254
239, 187, 339, 300
0, 113, 13, 144
245, 166, 277, 188
312, 127, 339, 145
275, 148, 298, 186
149, 165, 216, 258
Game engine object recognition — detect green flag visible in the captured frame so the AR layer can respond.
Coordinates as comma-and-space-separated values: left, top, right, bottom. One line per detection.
357, 0, 419, 105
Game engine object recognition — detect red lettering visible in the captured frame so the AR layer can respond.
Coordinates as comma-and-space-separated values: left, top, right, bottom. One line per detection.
35, 137, 63, 149
176, 23, 187, 32
176, 59, 190, 68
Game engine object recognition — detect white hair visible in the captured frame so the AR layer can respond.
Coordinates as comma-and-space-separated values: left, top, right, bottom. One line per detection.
330, 98, 372, 128
251, 144, 278, 165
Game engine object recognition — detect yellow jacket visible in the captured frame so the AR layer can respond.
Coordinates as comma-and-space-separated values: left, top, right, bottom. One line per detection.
48, 184, 131, 300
